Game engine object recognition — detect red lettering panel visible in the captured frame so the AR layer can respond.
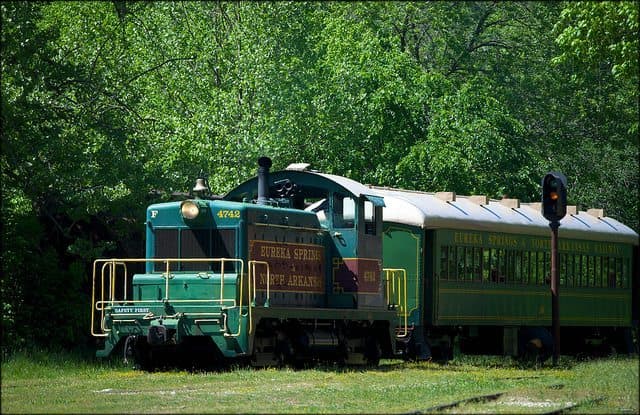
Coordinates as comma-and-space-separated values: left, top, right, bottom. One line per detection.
248, 240, 325, 293
332, 258, 382, 294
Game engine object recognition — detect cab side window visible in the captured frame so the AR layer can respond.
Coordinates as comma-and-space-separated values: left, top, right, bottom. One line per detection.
364, 200, 377, 235
333, 194, 355, 228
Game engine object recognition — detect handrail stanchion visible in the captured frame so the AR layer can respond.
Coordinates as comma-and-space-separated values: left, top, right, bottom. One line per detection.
99, 262, 106, 333
110, 259, 117, 305
385, 270, 390, 307
220, 260, 225, 304
383, 268, 409, 338
392, 271, 396, 306
250, 261, 257, 306
396, 272, 401, 312
100, 262, 107, 330
91, 260, 112, 337
91, 261, 96, 335
247, 261, 253, 334
398, 269, 408, 337
225, 258, 250, 338
164, 260, 170, 301
121, 262, 128, 302
233, 259, 244, 337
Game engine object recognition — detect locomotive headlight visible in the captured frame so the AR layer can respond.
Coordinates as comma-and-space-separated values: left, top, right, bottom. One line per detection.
180, 200, 200, 220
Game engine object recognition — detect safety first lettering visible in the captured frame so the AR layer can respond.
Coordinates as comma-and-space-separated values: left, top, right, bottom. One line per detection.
113, 307, 150, 314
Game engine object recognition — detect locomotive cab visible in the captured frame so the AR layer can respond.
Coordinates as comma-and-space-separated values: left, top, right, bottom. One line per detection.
225, 162, 388, 309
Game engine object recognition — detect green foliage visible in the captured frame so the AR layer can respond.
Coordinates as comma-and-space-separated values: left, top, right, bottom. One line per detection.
397, 76, 532, 198
1, 1, 638, 353
549, 1, 639, 229
553, 1, 639, 83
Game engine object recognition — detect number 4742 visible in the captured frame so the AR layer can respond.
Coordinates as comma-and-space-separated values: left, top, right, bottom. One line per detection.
217, 210, 240, 219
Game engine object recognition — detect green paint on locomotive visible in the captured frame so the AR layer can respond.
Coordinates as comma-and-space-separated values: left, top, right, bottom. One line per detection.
95, 199, 326, 357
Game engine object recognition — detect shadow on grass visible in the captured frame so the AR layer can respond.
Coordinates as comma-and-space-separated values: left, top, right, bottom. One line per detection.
7, 346, 629, 377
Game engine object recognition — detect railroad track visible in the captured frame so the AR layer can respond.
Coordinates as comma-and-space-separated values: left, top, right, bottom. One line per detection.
540, 396, 605, 415
407, 392, 505, 414
407, 384, 607, 414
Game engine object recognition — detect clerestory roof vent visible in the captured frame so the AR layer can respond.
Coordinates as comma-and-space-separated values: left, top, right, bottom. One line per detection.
499, 198, 520, 209
468, 195, 488, 205
435, 192, 456, 202
586, 208, 605, 218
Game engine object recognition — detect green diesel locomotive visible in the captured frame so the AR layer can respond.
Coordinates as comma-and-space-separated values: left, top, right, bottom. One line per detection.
92, 158, 398, 368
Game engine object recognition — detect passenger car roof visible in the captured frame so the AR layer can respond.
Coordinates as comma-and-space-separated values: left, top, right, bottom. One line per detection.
371, 186, 639, 245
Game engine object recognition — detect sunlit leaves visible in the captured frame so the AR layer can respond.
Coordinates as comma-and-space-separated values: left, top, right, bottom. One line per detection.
397, 77, 530, 197
553, 1, 639, 82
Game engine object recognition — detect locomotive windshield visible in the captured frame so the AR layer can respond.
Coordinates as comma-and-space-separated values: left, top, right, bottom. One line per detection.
153, 227, 236, 272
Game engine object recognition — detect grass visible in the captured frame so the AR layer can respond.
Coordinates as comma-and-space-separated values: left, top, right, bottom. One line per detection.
1, 350, 638, 413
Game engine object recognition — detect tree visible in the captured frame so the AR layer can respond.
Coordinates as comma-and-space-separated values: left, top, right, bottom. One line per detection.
397, 76, 532, 198
553, 1, 639, 85
549, 1, 639, 230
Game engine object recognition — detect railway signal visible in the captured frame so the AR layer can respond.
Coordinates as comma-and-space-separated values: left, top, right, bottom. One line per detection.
542, 172, 567, 223
541, 171, 568, 366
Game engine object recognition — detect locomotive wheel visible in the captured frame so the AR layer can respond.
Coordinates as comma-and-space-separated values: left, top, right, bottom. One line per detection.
132, 337, 154, 371
363, 336, 381, 366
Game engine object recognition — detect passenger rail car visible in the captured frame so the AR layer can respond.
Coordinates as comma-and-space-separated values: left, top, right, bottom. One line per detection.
91, 158, 638, 368
374, 188, 638, 359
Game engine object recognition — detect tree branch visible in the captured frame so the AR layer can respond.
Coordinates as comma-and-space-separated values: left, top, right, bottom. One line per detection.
123, 56, 196, 87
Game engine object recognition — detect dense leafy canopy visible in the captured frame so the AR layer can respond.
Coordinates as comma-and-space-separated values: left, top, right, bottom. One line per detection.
1, 1, 638, 353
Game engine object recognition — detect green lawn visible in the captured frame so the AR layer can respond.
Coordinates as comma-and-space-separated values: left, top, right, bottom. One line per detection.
1, 351, 638, 413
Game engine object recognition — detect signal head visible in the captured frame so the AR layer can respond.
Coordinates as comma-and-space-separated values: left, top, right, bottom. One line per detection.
541, 172, 567, 223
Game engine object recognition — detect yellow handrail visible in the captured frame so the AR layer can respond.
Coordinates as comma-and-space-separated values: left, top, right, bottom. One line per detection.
383, 268, 408, 338
225, 259, 246, 338
91, 258, 244, 338
249, 260, 271, 307
246, 260, 271, 336
219, 260, 270, 338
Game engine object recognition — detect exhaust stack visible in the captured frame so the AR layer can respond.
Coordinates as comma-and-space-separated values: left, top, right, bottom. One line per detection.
257, 156, 272, 205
